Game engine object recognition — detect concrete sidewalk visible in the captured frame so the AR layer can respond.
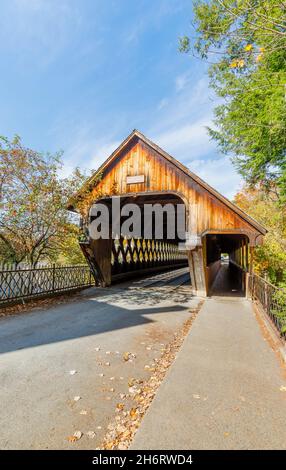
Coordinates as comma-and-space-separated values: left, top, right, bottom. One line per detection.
132, 297, 286, 450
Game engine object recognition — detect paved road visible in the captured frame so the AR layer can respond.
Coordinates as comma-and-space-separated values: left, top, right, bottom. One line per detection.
0, 268, 199, 450
132, 295, 286, 450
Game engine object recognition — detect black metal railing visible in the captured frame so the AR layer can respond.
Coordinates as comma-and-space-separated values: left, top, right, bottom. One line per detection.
249, 273, 286, 340
0, 264, 94, 306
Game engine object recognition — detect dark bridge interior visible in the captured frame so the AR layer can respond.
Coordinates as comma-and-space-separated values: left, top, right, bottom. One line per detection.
205, 233, 249, 296
84, 193, 189, 284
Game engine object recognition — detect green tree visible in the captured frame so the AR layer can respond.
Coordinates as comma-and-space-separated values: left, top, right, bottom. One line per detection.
0, 136, 87, 266
180, 1, 286, 198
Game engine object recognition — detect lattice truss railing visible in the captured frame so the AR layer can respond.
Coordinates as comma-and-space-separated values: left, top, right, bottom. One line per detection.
0, 265, 93, 304
111, 237, 187, 274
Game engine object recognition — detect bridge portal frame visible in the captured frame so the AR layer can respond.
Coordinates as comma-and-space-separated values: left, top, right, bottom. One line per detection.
69, 130, 267, 297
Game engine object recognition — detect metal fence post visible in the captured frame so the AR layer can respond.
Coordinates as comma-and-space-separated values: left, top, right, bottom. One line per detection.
52, 263, 56, 292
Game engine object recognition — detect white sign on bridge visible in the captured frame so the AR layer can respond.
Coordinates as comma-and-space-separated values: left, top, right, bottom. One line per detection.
126, 175, 145, 184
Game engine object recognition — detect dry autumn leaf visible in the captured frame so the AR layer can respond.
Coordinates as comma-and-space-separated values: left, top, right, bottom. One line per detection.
118, 443, 128, 450
130, 407, 137, 419
74, 431, 82, 439
123, 352, 136, 362
105, 442, 114, 450
123, 352, 130, 362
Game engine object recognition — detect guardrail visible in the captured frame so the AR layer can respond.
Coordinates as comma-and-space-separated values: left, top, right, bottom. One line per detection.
0, 264, 94, 306
249, 273, 286, 340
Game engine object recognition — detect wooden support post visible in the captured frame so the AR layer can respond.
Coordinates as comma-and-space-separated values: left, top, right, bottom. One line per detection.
90, 238, 112, 286
249, 246, 254, 275
80, 238, 112, 287
187, 246, 207, 297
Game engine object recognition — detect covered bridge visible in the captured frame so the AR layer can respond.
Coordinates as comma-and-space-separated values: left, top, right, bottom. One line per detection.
69, 130, 266, 297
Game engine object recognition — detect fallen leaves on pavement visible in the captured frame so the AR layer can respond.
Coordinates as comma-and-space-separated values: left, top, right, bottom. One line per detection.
123, 352, 136, 362
100, 300, 204, 450
116, 403, 124, 411
67, 430, 83, 442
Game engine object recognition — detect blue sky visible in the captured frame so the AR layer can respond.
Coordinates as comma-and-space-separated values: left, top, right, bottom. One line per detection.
0, 0, 242, 199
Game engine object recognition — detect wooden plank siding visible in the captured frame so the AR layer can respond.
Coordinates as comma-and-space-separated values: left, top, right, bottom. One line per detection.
87, 138, 264, 241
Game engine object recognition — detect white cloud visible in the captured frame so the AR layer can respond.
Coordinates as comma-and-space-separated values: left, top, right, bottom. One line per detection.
157, 98, 169, 110
154, 117, 214, 160
147, 75, 241, 199
58, 123, 120, 178
175, 72, 191, 92
187, 157, 243, 200
151, 77, 216, 160
0, 0, 82, 67
153, 77, 215, 135
90, 140, 121, 170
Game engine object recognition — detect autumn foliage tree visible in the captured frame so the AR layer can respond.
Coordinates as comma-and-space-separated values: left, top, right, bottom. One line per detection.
0, 136, 86, 266
234, 184, 286, 286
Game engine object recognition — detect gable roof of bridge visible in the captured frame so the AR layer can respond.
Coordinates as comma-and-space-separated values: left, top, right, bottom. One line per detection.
75, 129, 267, 235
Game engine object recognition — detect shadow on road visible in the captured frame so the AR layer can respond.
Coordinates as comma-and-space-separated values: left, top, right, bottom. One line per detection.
0, 280, 192, 354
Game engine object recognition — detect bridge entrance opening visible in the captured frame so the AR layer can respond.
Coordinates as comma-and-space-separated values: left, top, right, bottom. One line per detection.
205, 234, 249, 297
83, 192, 189, 286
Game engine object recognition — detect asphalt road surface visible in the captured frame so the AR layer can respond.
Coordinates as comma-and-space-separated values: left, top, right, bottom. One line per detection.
0, 267, 197, 449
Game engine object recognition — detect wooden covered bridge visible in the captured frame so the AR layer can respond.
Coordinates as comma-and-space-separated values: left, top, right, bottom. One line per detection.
69, 130, 266, 297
